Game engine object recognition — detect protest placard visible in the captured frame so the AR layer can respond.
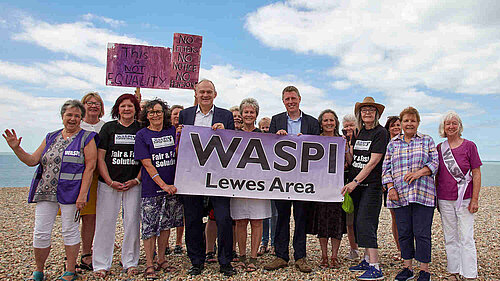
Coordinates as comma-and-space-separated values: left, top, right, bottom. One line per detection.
175, 126, 345, 202
170, 33, 202, 89
106, 43, 171, 89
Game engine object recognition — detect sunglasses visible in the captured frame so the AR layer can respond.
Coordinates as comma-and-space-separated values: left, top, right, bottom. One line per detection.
74, 210, 80, 222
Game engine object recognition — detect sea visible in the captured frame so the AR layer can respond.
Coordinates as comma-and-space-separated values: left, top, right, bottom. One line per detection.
0, 153, 499, 187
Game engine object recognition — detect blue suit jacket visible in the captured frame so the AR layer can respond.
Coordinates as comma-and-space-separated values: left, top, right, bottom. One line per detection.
269, 111, 320, 136
179, 105, 235, 130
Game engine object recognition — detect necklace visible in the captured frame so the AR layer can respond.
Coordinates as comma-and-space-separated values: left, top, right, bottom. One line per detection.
62, 128, 80, 140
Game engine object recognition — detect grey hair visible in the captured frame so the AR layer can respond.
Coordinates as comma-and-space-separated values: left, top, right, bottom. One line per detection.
356, 106, 380, 129
195, 79, 217, 93
342, 114, 356, 126
239, 98, 260, 117
61, 99, 86, 119
229, 106, 239, 112
439, 110, 463, 138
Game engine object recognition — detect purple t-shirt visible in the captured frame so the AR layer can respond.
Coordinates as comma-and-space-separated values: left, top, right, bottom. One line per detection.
134, 126, 177, 198
437, 139, 482, 200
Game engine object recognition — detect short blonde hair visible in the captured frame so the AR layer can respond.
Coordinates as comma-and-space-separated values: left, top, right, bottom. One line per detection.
439, 111, 463, 138
239, 98, 259, 117
81, 92, 104, 118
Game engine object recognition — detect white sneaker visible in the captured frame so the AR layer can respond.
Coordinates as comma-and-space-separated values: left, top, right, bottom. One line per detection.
346, 248, 360, 260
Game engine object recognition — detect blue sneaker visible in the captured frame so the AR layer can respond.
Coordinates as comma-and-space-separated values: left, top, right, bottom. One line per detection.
416, 270, 431, 281
349, 259, 370, 272
395, 267, 415, 281
357, 265, 384, 280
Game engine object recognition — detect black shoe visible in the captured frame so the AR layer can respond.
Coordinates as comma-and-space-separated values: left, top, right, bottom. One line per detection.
188, 264, 204, 276
220, 264, 237, 276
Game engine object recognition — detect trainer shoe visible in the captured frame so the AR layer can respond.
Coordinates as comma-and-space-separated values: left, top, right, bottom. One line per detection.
357, 265, 384, 280
417, 270, 431, 281
347, 248, 361, 260
264, 257, 288, 271
349, 259, 370, 272
395, 267, 415, 281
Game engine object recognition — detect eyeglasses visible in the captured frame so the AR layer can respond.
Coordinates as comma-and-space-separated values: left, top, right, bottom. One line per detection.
85, 101, 101, 107
361, 108, 377, 113
147, 110, 164, 116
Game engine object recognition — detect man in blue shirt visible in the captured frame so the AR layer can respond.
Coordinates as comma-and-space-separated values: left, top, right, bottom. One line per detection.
264, 86, 320, 273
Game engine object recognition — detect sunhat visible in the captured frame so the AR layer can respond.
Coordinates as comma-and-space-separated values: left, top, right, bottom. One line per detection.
354, 96, 385, 115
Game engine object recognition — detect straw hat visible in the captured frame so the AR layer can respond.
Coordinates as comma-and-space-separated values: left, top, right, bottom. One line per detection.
355, 96, 385, 115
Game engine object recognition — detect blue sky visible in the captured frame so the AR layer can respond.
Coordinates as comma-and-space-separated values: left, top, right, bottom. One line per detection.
1, 0, 499, 160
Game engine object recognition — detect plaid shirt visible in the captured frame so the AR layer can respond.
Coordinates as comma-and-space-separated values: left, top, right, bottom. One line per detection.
382, 132, 438, 208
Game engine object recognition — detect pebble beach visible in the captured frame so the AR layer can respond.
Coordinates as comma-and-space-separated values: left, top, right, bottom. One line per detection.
0, 186, 498, 280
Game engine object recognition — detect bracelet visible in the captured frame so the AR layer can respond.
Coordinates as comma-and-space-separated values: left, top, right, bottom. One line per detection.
110, 180, 114, 186
353, 179, 359, 185
134, 177, 141, 185
152, 173, 159, 179
388, 186, 395, 191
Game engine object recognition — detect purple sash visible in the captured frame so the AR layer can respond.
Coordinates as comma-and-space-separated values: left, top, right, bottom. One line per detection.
440, 140, 472, 208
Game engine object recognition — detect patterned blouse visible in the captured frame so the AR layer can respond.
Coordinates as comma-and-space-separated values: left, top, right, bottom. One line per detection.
33, 133, 77, 202
382, 132, 439, 208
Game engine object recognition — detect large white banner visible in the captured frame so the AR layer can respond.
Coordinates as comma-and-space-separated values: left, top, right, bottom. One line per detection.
174, 126, 346, 202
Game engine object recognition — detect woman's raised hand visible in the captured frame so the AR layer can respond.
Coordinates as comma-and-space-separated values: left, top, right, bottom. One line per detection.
2, 129, 22, 150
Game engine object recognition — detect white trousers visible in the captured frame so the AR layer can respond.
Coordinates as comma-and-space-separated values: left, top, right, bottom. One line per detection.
33, 201, 80, 248
93, 181, 141, 271
438, 199, 477, 278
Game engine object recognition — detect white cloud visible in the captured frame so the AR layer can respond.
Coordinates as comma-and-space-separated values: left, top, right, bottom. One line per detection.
0, 60, 101, 90
12, 17, 147, 63
81, 13, 126, 27
0, 86, 69, 152
246, 0, 500, 95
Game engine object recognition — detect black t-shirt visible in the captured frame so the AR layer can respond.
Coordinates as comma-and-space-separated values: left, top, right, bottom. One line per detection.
349, 124, 388, 185
98, 120, 141, 183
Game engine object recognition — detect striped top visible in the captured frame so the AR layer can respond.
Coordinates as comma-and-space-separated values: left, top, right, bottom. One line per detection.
382, 132, 439, 208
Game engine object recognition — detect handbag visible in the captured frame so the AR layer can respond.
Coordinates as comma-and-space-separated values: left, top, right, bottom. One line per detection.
342, 193, 354, 214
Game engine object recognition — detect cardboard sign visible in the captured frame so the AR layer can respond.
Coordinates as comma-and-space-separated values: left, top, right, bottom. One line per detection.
170, 33, 203, 89
106, 43, 171, 89
175, 126, 346, 202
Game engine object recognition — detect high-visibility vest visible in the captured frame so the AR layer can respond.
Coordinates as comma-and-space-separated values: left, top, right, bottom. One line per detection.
28, 129, 98, 204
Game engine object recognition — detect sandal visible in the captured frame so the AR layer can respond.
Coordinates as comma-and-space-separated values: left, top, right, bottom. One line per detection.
257, 244, 268, 256
235, 255, 246, 270
157, 261, 176, 272
330, 257, 340, 269
320, 256, 329, 268
245, 258, 258, 272
144, 266, 158, 280
445, 273, 461, 281
26, 271, 45, 281
94, 270, 108, 279
77, 253, 93, 271
56, 271, 77, 281
126, 266, 138, 277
